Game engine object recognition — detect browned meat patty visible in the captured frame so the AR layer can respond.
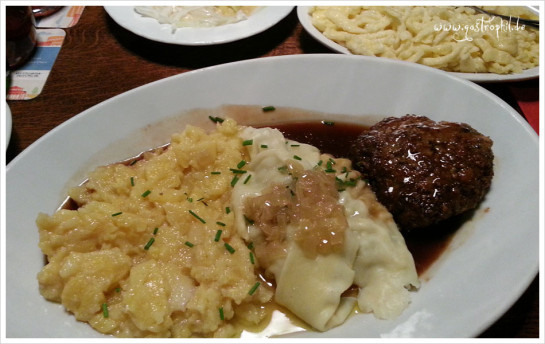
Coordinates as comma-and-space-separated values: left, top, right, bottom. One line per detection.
351, 115, 494, 231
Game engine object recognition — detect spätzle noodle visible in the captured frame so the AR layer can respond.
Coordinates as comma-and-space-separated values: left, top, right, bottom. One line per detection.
310, 6, 539, 74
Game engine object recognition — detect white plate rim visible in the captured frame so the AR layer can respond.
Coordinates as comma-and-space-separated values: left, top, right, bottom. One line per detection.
104, 5, 294, 45
5, 103, 12, 149
5, 54, 539, 338
296, 6, 540, 83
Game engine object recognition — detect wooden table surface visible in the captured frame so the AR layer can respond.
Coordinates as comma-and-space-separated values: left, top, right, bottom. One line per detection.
5, 6, 540, 339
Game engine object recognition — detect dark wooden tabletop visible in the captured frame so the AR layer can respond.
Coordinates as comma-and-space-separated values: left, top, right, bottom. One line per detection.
5, 6, 540, 339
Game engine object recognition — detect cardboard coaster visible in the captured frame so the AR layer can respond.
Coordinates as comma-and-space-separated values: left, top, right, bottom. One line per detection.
7, 29, 66, 100
35, 6, 85, 28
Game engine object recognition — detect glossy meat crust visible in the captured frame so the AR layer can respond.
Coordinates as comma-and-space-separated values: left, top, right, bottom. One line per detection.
351, 115, 494, 231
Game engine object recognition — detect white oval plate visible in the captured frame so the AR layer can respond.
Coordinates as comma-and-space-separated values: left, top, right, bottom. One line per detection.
5, 55, 539, 338
297, 6, 540, 83
104, 6, 294, 45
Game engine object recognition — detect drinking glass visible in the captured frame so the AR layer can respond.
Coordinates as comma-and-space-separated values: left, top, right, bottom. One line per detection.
6, 6, 37, 70
32, 6, 62, 18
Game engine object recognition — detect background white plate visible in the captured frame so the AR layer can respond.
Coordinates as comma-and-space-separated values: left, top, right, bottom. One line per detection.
5, 55, 539, 338
105, 6, 294, 45
297, 6, 540, 83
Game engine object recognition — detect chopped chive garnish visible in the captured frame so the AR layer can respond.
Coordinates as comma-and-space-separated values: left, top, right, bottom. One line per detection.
226, 207, 231, 214
293, 155, 302, 161
249, 252, 255, 264
214, 230, 223, 242
290, 144, 300, 147
130, 160, 138, 166
185, 241, 194, 247
335, 176, 360, 191
231, 175, 240, 187
277, 165, 288, 173
229, 168, 247, 174
248, 282, 261, 295
247, 242, 254, 250
209, 116, 224, 123
141, 190, 151, 197
243, 174, 252, 184
144, 237, 155, 250
211, 171, 221, 175
188, 210, 206, 223
102, 303, 109, 318
130, 177, 135, 186
219, 307, 224, 320
242, 139, 253, 146
324, 159, 336, 173
153, 227, 159, 235
243, 215, 255, 225
317, 160, 323, 166
115, 287, 121, 293
322, 120, 335, 126
262, 106, 276, 112
260, 144, 268, 148
345, 178, 359, 186
224, 243, 236, 254
112, 212, 123, 217
237, 160, 247, 169
216, 221, 226, 227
